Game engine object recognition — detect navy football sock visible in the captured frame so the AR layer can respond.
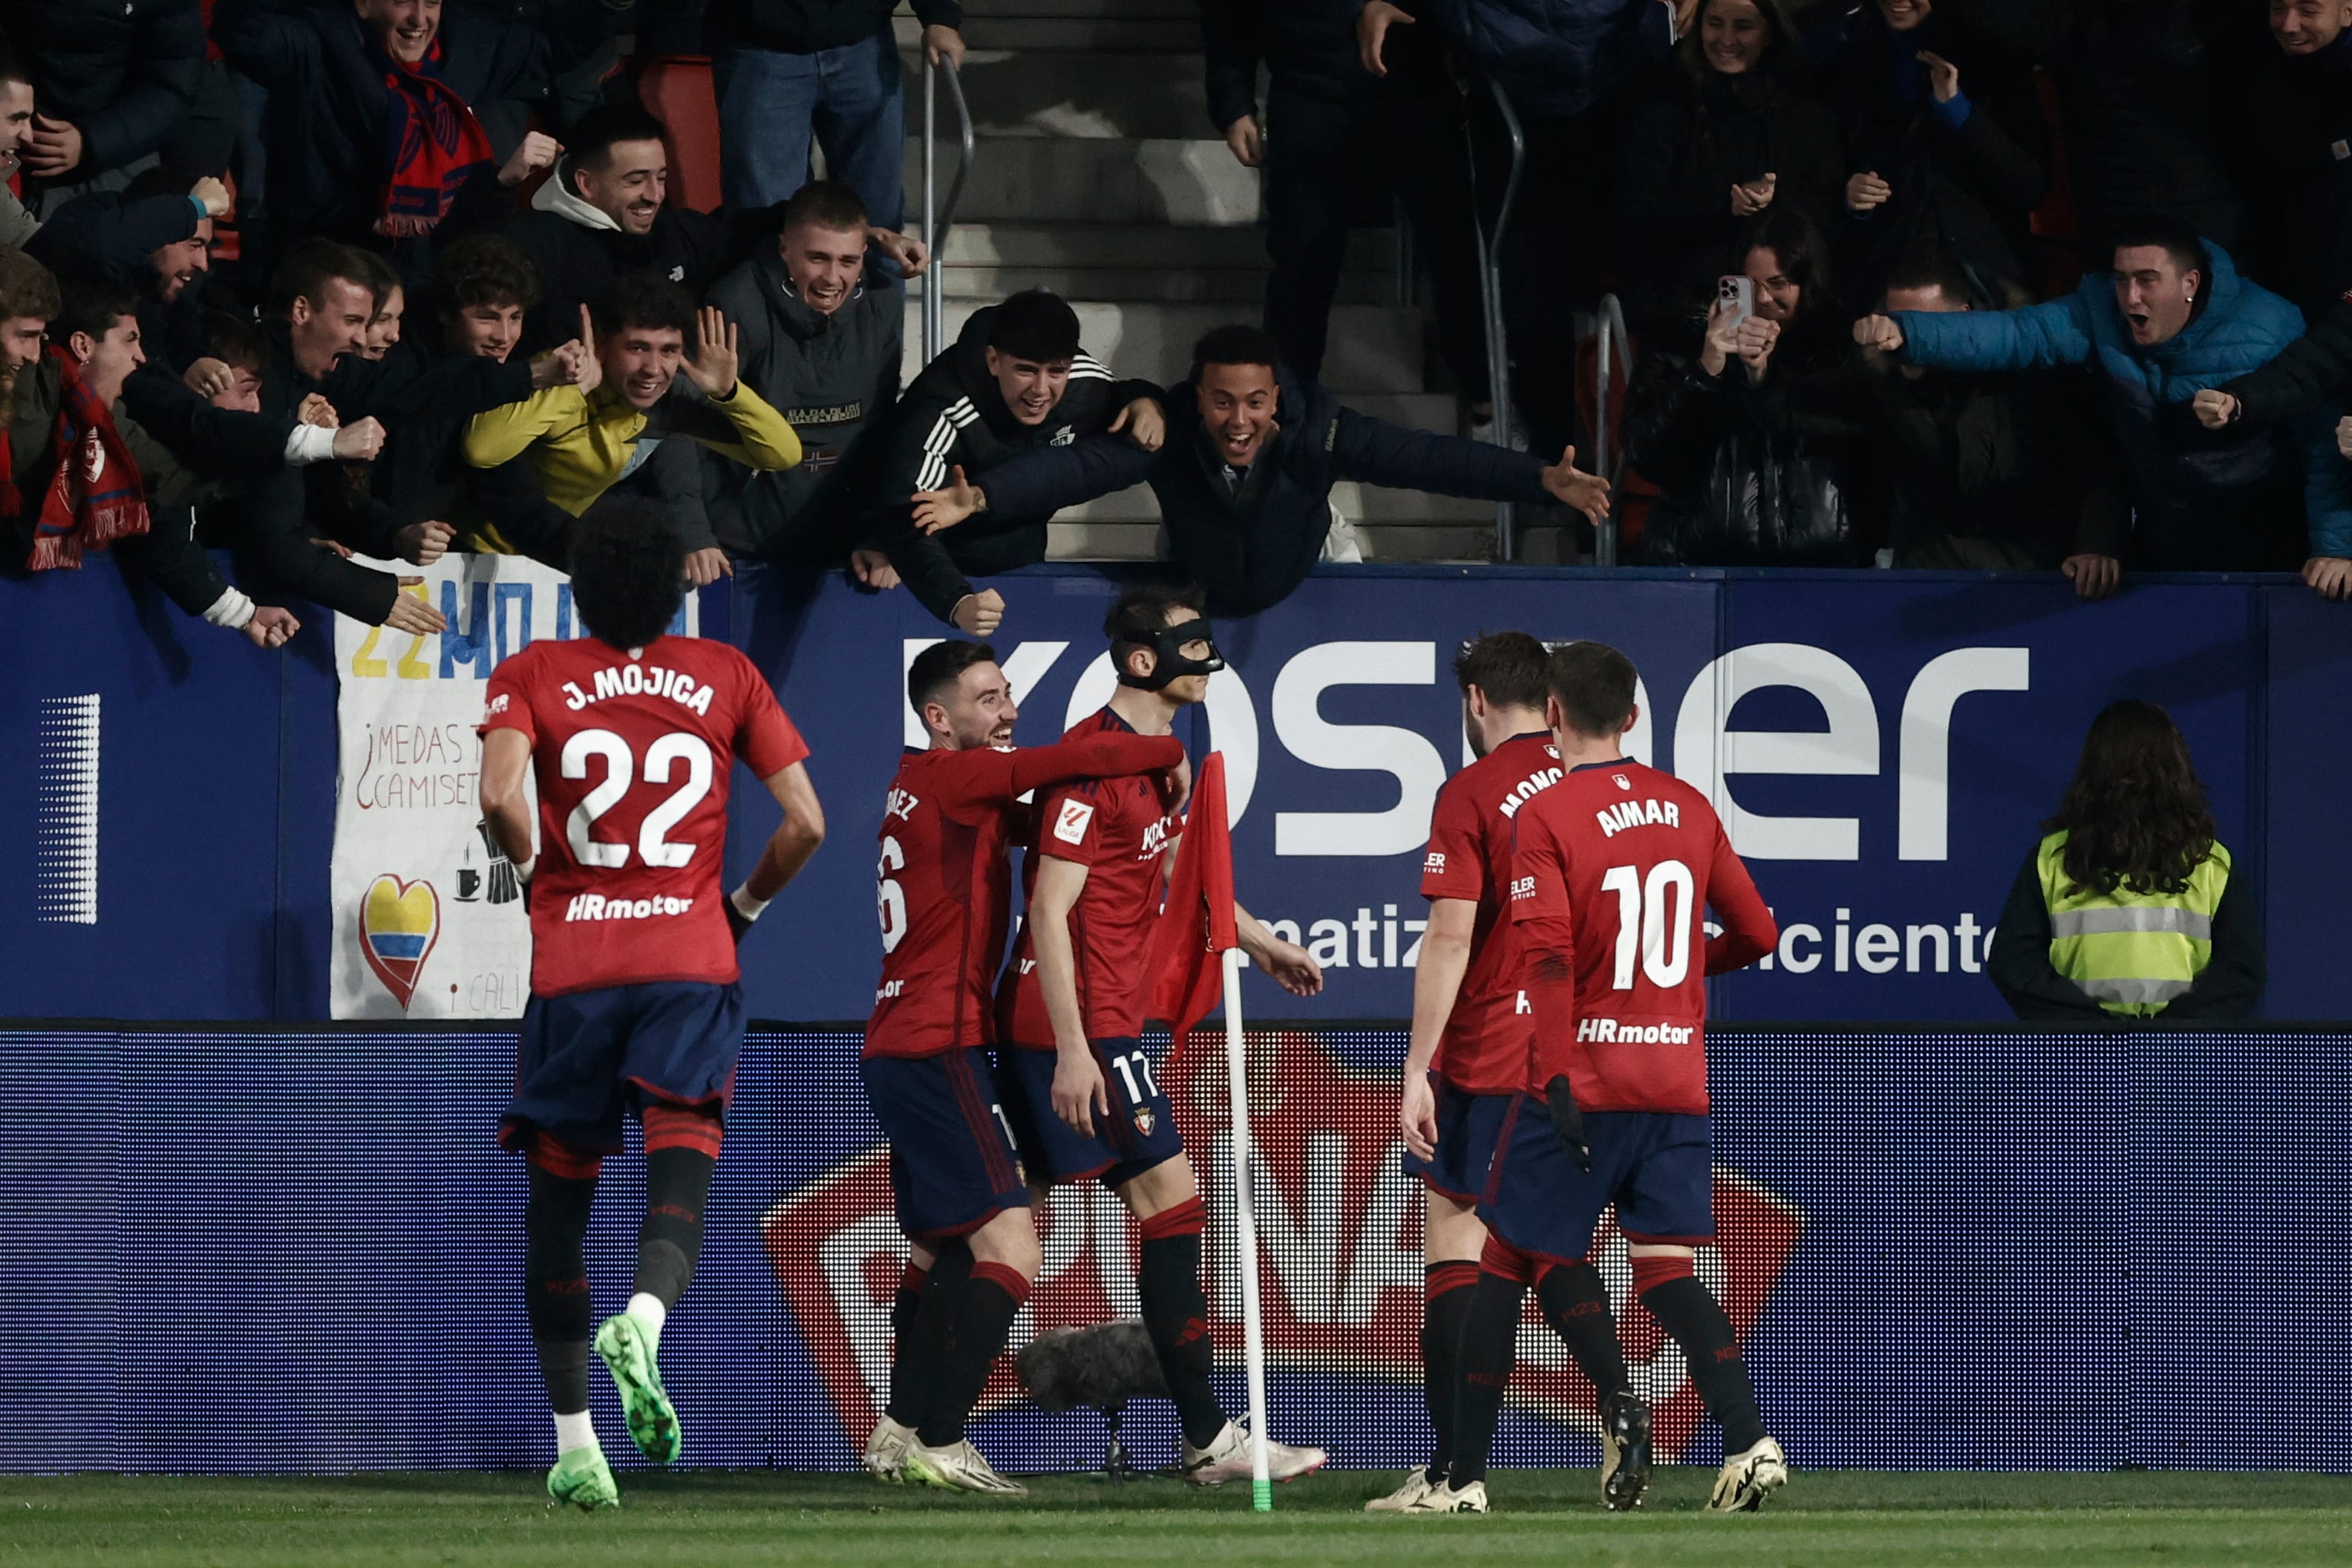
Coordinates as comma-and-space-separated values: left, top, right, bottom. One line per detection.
633, 1146, 716, 1309
1641, 1273, 1767, 1454
1446, 1267, 1528, 1489
523, 1160, 598, 1415
1138, 1198, 1226, 1449
1421, 1260, 1480, 1479
889, 1241, 972, 1429
918, 1260, 1029, 1448
1535, 1260, 1628, 1405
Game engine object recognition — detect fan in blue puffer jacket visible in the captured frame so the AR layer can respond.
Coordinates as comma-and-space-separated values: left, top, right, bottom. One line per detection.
1854, 216, 2352, 597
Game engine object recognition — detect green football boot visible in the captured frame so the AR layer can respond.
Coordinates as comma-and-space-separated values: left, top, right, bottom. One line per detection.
546, 1446, 620, 1511
595, 1310, 681, 1463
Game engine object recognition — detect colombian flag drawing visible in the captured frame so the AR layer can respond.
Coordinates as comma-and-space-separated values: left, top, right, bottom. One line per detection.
360, 874, 440, 1010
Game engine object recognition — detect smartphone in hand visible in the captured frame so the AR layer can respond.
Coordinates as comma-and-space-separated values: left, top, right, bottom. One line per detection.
1718, 275, 1755, 328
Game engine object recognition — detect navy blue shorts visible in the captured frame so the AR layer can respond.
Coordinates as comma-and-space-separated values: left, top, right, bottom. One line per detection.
860, 1048, 1030, 1241
996, 1037, 1183, 1189
503, 981, 745, 1154
1478, 1095, 1714, 1264
1400, 1076, 1512, 1204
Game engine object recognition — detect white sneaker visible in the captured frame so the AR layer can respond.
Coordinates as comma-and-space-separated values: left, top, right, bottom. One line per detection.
862, 1414, 915, 1482
1362, 1467, 1442, 1512
1706, 1436, 1788, 1512
1399, 1477, 1488, 1514
901, 1437, 1030, 1497
1180, 1420, 1328, 1487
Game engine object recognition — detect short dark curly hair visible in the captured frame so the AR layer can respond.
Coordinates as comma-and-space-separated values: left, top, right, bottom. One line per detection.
568, 494, 687, 650
433, 233, 541, 319
594, 270, 696, 339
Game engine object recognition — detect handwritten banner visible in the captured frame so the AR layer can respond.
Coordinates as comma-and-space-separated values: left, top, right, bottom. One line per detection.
328, 553, 698, 1018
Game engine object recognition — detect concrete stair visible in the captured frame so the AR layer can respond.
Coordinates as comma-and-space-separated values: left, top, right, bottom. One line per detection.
893, 0, 1502, 564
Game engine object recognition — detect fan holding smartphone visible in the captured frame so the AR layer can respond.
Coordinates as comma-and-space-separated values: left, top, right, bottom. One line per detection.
1702, 272, 1779, 382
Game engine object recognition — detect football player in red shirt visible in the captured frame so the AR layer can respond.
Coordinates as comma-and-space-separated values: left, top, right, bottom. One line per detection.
477, 498, 826, 1510
860, 638, 1187, 1495
1414, 641, 1781, 1517
1371, 630, 1598, 1512
996, 582, 1328, 1486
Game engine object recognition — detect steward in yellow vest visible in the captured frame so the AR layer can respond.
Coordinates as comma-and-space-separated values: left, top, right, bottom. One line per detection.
1988, 699, 2264, 1020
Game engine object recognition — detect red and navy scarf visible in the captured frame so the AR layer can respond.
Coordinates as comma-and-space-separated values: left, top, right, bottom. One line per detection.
373, 38, 493, 238
13, 345, 149, 572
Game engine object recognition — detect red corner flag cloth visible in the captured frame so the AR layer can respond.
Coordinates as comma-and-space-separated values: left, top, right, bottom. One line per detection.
1146, 751, 1238, 1037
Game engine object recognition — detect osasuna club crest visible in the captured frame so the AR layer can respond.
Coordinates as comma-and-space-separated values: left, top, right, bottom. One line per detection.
1133, 1107, 1158, 1137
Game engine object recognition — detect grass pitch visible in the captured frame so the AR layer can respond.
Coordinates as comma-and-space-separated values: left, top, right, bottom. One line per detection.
4, 1469, 2350, 1567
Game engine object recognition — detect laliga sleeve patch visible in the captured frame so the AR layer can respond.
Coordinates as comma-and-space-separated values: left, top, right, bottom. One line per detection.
1054, 799, 1096, 846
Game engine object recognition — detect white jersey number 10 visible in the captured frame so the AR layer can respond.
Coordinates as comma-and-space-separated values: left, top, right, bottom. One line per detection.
1599, 859, 1694, 990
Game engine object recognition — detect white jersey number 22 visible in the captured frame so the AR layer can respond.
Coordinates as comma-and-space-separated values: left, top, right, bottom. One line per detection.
561, 728, 713, 870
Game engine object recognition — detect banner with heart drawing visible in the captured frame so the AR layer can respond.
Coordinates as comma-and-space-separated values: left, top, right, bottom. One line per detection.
326, 552, 697, 1018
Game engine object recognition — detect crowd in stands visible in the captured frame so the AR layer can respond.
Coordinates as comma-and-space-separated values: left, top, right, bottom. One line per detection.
1224, 0, 2352, 597
4, 0, 2351, 656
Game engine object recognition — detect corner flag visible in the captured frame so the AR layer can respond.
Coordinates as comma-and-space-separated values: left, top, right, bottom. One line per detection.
1146, 752, 1237, 1037
1143, 751, 1273, 1510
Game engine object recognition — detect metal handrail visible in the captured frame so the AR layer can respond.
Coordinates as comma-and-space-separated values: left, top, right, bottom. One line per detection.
1591, 293, 1633, 566
1466, 76, 1526, 562
920, 55, 975, 363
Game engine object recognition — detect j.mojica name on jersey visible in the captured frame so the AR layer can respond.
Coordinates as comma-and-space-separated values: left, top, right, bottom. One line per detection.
1249, 904, 1996, 976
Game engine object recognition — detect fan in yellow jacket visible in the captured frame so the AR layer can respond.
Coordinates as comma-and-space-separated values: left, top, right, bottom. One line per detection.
464, 278, 801, 585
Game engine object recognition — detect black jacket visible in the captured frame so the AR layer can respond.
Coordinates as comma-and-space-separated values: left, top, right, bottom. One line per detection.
2237, 32, 2352, 321
1, 0, 204, 178
979, 370, 1551, 616
1618, 68, 1845, 331
706, 0, 959, 55
704, 250, 902, 559
217, 0, 621, 260
1199, 0, 1440, 130
1623, 326, 1865, 567
330, 337, 576, 564
23, 188, 204, 285
1988, 846, 2264, 1022
868, 305, 1157, 622
2048, 0, 2249, 261
1809, 6, 2047, 303
1866, 361, 2124, 569
509, 178, 736, 353
2219, 298, 2352, 429
1, 359, 388, 623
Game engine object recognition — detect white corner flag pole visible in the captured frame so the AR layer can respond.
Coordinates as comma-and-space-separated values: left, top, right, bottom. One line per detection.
1220, 945, 1273, 1512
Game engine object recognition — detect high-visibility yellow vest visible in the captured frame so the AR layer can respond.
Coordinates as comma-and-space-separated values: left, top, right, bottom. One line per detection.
2036, 829, 2230, 1018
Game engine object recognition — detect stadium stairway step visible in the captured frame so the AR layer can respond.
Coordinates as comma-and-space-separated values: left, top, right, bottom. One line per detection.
903, 135, 1260, 226
937, 220, 1398, 305
883, 0, 1497, 563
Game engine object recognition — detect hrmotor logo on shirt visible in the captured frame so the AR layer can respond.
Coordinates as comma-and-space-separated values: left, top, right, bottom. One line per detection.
761, 1027, 1802, 1460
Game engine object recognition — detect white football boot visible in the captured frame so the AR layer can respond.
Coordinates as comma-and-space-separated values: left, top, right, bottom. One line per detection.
1706, 1436, 1788, 1512
1398, 1477, 1489, 1514
1363, 1468, 1443, 1512
901, 1437, 1030, 1497
1180, 1420, 1328, 1487
862, 1414, 915, 1482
